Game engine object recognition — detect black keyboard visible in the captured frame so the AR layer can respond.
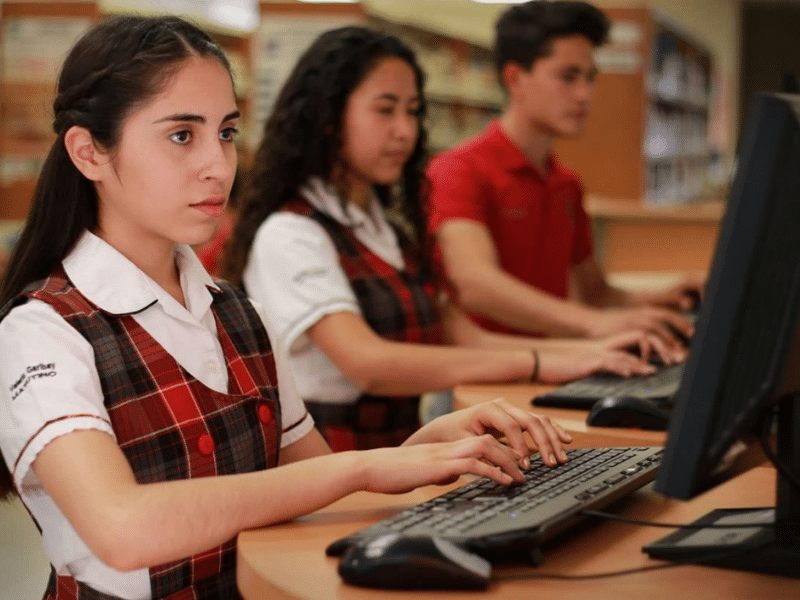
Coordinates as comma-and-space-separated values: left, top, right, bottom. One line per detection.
533, 362, 685, 410
327, 446, 663, 560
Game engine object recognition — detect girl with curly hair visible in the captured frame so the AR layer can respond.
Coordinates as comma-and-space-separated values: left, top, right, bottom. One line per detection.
223, 26, 673, 452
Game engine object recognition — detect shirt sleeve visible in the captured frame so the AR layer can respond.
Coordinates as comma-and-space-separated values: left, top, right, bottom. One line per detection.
0, 300, 115, 493
247, 298, 314, 447
427, 152, 490, 233
571, 184, 594, 265
242, 213, 361, 358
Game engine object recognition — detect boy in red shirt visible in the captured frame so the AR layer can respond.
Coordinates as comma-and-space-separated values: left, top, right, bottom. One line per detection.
428, 1, 700, 347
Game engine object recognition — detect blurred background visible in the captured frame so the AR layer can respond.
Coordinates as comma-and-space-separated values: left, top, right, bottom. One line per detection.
1, 1, 799, 596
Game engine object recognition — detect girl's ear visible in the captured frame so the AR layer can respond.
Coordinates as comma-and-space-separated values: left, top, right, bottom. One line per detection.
63, 126, 107, 182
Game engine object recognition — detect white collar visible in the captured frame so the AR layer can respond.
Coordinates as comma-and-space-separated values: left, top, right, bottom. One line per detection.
62, 231, 219, 317
299, 177, 381, 229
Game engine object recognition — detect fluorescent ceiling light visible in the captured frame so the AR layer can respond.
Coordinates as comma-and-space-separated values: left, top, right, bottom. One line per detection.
207, 0, 259, 32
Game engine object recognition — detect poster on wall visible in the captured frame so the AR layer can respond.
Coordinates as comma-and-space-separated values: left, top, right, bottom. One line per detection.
250, 14, 363, 149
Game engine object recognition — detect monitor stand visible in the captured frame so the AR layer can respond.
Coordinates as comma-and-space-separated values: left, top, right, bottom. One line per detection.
644, 395, 800, 577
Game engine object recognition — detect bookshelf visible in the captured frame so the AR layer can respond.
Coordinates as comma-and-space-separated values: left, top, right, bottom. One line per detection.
555, 7, 716, 207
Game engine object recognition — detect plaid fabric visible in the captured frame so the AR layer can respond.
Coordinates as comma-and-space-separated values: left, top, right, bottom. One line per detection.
14, 269, 281, 600
283, 199, 443, 450
305, 395, 419, 452
42, 567, 238, 600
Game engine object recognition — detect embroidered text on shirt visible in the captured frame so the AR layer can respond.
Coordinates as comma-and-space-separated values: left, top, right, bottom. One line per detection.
9, 363, 57, 401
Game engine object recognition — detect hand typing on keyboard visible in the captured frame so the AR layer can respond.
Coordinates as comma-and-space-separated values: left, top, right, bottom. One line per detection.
583, 306, 695, 355
536, 328, 684, 384
597, 329, 686, 366
404, 397, 572, 468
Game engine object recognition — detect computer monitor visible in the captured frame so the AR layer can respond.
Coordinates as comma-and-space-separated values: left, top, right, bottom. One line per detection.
646, 91, 800, 577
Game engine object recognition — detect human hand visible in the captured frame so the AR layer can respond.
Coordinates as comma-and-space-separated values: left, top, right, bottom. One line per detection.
595, 329, 686, 365
586, 306, 694, 352
360, 434, 527, 495
637, 274, 705, 312
404, 397, 572, 467
536, 344, 666, 385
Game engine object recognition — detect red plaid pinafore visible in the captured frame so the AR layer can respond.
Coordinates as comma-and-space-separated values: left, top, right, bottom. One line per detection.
281, 199, 443, 451
14, 269, 281, 600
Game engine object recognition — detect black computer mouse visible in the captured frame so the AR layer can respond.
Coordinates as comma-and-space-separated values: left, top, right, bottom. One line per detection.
586, 396, 671, 430
338, 533, 492, 590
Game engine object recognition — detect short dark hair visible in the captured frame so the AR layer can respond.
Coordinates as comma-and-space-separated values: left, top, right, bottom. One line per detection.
494, 1, 610, 78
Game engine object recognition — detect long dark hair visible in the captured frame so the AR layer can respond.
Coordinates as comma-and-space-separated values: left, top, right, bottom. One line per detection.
222, 26, 432, 286
0, 15, 231, 501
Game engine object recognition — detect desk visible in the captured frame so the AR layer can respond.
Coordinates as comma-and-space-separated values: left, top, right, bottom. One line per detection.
237, 465, 796, 599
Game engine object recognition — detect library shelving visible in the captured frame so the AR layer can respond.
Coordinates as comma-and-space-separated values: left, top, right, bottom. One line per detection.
555, 7, 715, 207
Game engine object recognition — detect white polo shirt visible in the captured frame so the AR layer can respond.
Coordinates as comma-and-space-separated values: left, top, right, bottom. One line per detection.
243, 178, 405, 405
0, 231, 313, 599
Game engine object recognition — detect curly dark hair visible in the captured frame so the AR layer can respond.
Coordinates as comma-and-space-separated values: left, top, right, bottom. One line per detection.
222, 26, 432, 286
495, 0, 610, 87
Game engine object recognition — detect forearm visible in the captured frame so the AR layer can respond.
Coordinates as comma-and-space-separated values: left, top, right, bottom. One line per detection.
310, 313, 534, 395
444, 306, 595, 354
115, 452, 366, 569
453, 267, 597, 337
347, 341, 534, 395
581, 281, 636, 308
35, 431, 367, 572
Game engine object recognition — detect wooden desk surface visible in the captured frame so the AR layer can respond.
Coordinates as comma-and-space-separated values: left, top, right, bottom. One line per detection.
237, 465, 794, 599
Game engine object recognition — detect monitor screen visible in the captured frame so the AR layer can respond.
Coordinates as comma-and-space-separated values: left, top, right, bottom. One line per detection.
646, 91, 800, 576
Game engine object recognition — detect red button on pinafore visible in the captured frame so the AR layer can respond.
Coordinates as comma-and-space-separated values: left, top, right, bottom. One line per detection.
197, 434, 215, 456
258, 403, 273, 425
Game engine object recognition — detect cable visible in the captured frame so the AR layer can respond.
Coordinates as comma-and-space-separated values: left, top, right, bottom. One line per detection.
577, 509, 775, 529
494, 561, 684, 581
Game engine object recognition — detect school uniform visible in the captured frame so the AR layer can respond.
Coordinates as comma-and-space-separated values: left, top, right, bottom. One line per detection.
0, 232, 313, 600
243, 178, 442, 451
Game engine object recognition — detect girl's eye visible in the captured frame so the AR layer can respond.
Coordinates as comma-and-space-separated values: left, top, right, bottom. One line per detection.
170, 130, 191, 144
220, 127, 239, 142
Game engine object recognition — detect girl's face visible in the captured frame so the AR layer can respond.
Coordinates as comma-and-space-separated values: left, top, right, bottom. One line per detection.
339, 56, 420, 200
93, 56, 239, 258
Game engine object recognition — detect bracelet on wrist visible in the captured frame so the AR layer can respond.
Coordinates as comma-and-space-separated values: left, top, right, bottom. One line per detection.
530, 350, 540, 382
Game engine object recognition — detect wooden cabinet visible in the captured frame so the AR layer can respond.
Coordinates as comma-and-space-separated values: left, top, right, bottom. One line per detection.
555, 7, 715, 207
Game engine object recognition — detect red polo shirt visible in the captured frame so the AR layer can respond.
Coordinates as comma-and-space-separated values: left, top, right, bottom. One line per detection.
428, 120, 593, 335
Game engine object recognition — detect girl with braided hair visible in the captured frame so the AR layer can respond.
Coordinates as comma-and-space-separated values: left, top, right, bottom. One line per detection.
223, 26, 676, 452
0, 15, 582, 600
